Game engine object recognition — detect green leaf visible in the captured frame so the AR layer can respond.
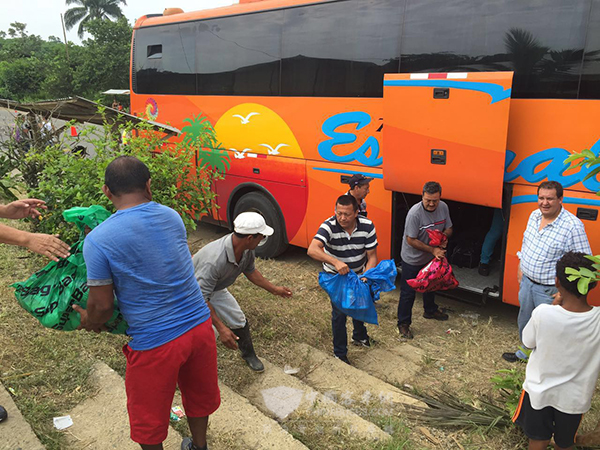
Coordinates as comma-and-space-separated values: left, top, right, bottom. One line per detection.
582, 165, 600, 182
567, 275, 579, 282
564, 153, 584, 164
585, 255, 600, 264
564, 267, 580, 275
578, 277, 590, 295
579, 267, 596, 278
581, 148, 596, 159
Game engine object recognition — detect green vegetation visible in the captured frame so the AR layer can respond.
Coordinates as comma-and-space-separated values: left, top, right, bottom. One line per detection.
0, 111, 221, 243
64, 0, 127, 39
0, 18, 130, 103
564, 149, 600, 293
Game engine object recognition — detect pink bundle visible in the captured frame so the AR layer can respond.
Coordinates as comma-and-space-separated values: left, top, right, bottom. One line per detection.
407, 257, 459, 293
427, 229, 447, 247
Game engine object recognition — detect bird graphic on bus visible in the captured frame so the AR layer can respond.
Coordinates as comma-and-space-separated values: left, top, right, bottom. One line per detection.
260, 143, 289, 155
232, 112, 259, 124
214, 103, 303, 159
231, 148, 252, 159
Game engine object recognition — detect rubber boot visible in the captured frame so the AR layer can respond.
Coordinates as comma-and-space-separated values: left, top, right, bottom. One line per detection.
231, 321, 264, 372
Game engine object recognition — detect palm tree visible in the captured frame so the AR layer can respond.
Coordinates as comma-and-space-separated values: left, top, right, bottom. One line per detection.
64, 0, 127, 38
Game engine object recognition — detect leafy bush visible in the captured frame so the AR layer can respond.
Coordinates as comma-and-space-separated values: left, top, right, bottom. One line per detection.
25, 111, 223, 244
490, 367, 525, 416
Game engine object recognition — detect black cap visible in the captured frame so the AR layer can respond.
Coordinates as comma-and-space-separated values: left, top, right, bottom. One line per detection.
347, 174, 373, 189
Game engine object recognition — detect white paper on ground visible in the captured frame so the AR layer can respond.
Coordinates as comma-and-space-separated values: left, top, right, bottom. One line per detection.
53, 415, 73, 430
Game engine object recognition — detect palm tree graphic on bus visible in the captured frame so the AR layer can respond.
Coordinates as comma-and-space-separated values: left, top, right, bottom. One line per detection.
181, 114, 230, 173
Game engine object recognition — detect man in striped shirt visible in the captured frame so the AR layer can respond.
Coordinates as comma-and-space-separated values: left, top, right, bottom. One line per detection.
503, 180, 592, 363
308, 195, 378, 364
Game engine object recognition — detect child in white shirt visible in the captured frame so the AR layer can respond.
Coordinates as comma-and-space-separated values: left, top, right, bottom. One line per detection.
513, 251, 600, 450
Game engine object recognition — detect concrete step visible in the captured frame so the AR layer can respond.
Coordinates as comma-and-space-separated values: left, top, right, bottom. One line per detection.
235, 359, 391, 446
64, 362, 182, 450
292, 343, 424, 416
351, 342, 424, 388
0, 381, 45, 450
207, 383, 309, 450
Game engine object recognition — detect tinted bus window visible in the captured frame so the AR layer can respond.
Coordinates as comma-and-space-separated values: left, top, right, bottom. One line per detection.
281, 0, 402, 97
580, 0, 600, 99
196, 11, 283, 95
133, 24, 196, 95
399, 0, 589, 99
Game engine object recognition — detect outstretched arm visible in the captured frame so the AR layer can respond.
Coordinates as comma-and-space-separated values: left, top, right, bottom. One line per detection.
0, 224, 70, 261
245, 269, 292, 297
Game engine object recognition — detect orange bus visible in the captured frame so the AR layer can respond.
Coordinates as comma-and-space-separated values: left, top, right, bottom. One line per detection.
130, 0, 600, 306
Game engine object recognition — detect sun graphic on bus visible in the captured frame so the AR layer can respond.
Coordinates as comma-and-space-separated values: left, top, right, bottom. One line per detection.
214, 103, 303, 160
145, 98, 158, 120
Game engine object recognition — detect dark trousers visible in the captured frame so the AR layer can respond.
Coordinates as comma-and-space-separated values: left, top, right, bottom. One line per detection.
397, 260, 438, 326
331, 302, 368, 358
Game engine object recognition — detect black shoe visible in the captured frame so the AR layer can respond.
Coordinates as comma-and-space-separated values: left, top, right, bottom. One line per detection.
181, 437, 207, 450
398, 324, 414, 339
0, 405, 7, 422
352, 336, 377, 347
423, 310, 449, 321
502, 352, 519, 363
335, 354, 351, 365
478, 263, 490, 276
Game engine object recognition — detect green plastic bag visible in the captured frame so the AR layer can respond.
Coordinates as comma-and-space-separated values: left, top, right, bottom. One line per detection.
11, 205, 128, 334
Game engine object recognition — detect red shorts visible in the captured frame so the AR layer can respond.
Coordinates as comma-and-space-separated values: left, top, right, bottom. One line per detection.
122, 319, 220, 445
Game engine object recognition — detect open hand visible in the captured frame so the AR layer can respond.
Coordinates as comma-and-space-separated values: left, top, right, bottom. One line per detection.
25, 232, 70, 261
273, 286, 292, 297
3, 199, 47, 220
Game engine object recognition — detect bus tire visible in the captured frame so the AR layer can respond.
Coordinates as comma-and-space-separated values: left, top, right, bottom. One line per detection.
233, 192, 288, 259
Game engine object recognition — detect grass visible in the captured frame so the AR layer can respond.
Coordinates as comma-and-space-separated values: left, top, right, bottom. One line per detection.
0, 221, 129, 449
2, 222, 600, 449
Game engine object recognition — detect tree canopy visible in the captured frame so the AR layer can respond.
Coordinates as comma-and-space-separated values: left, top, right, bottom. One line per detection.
0, 19, 131, 102
64, 0, 127, 38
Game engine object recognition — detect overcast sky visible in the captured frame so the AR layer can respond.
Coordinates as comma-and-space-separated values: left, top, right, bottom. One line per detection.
0, 0, 236, 44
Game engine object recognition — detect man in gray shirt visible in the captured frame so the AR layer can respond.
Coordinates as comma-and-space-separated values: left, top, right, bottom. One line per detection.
398, 181, 453, 339
192, 212, 292, 372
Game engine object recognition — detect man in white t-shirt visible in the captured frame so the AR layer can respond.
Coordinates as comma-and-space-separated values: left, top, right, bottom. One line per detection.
512, 251, 600, 450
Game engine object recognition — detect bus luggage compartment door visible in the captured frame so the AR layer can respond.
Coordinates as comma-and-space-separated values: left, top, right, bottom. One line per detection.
382, 72, 513, 208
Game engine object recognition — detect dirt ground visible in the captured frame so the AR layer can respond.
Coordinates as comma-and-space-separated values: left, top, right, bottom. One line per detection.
2, 220, 600, 449
187, 222, 600, 449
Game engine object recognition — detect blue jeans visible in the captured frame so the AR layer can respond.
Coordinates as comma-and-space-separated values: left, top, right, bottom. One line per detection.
331, 302, 368, 358
515, 276, 557, 359
480, 209, 504, 264
397, 260, 438, 326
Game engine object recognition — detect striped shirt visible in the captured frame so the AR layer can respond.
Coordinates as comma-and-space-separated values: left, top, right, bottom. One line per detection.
518, 208, 592, 285
314, 215, 378, 274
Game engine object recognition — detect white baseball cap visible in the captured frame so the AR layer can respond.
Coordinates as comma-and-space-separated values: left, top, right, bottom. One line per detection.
233, 212, 274, 236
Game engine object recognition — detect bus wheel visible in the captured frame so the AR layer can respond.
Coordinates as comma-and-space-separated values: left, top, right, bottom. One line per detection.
233, 192, 288, 259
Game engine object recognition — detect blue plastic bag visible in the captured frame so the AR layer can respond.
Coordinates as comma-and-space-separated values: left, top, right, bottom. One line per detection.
318, 260, 397, 325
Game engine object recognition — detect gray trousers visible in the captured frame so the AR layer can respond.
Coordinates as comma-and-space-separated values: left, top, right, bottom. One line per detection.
208, 289, 246, 329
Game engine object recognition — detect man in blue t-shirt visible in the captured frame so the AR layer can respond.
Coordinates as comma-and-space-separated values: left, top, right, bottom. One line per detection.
74, 156, 219, 450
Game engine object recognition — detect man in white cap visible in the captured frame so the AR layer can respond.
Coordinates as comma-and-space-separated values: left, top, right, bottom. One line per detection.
192, 212, 292, 371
